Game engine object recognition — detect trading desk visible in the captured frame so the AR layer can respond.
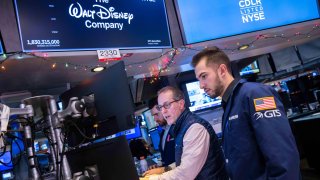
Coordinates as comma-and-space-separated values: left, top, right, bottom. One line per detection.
292, 112, 320, 171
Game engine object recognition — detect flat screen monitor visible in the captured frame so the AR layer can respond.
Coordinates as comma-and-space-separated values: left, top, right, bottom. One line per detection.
196, 107, 223, 137
0, 152, 13, 172
121, 121, 142, 140
286, 79, 300, 93
184, 81, 221, 112
60, 61, 135, 147
14, 0, 171, 52
66, 136, 139, 180
240, 61, 260, 76
149, 129, 160, 151
175, 0, 320, 44
143, 109, 157, 130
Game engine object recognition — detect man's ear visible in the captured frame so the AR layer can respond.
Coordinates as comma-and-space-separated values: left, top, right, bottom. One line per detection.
218, 64, 228, 78
179, 99, 185, 109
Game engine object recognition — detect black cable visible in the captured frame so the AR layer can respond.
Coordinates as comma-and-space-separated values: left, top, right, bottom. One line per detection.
42, 129, 58, 173
0, 135, 8, 157
11, 138, 23, 166
68, 120, 95, 140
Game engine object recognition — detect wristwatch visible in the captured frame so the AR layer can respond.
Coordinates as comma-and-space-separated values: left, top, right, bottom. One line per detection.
164, 166, 172, 172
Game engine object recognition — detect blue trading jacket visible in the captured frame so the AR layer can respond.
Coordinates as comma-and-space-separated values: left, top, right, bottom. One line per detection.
222, 79, 300, 180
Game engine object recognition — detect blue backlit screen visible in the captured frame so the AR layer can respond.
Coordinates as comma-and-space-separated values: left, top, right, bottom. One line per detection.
240, 61, 260, 76
0, 40, 3, 55
185, 81, 221, 112
0, 152, 13, 172
175, 0, 320, 44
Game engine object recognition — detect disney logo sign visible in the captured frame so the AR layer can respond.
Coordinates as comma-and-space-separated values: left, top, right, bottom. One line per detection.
69, 2, 134, 24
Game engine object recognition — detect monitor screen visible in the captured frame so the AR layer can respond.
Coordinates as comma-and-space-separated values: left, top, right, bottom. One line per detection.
122, 121, 142, 140
143, 110, 157, 130
149, 129, 160, 151
196, 107, 224, 137
175, 0, 320, 44
185, 81, 221, 112
0, 152, 13, 172
34, 141, 40, 152
57, 101, 63, 111
286, 79, 300, 93
2, 172, 13, 180
240, 61, 260, 76
14, 0, 171, 52
60, 61, 135, 147
66, 136, 139, 180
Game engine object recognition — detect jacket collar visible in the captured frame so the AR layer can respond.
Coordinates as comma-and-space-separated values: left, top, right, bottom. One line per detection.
173, 108, 190, 135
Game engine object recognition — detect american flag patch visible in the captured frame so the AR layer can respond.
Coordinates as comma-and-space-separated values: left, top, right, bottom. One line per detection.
253, 97, 276, 111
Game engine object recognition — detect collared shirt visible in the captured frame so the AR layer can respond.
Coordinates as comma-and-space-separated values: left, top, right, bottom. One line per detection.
149, 123, 210, 180
222, 78, 239, 110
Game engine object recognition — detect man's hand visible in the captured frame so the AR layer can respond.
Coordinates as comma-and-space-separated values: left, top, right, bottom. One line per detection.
143, 167, 165, 177
148, 164, 158, 170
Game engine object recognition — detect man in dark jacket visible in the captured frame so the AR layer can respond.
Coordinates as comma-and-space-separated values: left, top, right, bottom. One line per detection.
149, 98, 175, 167
144, 86, 228, 180
192, 47, 300, 180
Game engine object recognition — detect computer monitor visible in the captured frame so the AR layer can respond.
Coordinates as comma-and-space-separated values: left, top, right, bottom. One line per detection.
240, 61, 260, 76
60, 61, 136, 147
286, 79, 300, 93
149, 129, 161, 151
183, 81, 221, 112
0, 152, 13, 172
196, 107, 224, 137
65, 136, 139, 180
143, 110, 157, 130
122, 121, 142, 140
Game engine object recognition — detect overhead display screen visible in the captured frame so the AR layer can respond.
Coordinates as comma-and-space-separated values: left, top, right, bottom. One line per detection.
175, 0, 320, 44
15, 0, 172, 52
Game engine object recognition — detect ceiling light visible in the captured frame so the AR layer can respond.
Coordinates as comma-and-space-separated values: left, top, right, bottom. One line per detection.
91, 66, 105, 72
238, 44, 249, 51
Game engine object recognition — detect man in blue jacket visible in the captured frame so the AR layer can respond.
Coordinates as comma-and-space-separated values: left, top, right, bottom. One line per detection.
144, 86, 228, 180
149, 99, 175, 167
192, 47, 300, 180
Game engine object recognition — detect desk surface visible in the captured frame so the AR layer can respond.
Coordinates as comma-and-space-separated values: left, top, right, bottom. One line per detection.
293, 112, 320, 122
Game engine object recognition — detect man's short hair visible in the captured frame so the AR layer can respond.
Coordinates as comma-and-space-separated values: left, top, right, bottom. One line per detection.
191, 46, 232, 73
157, 86, 184, 101
147, 97, 158, 109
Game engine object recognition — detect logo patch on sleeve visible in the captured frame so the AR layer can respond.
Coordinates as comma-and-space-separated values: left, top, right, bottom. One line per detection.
253, 97, 276, 111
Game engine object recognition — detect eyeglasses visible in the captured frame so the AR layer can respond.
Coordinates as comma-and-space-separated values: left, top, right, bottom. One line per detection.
156, 99, 180, 111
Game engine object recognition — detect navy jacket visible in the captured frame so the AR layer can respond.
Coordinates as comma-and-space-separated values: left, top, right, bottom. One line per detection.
159, 125, 176, 166
222, 79, 300, 180
174, 109, 228, 180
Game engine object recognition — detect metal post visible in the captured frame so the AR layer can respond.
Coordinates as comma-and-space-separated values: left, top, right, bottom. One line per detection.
49, 99, 72, 180
45, 106, 58, 172
22, 119, 41, 180
19, 103, 41, 180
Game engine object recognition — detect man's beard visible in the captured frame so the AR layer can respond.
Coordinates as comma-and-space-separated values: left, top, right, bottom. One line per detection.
209, 78, 224, 99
